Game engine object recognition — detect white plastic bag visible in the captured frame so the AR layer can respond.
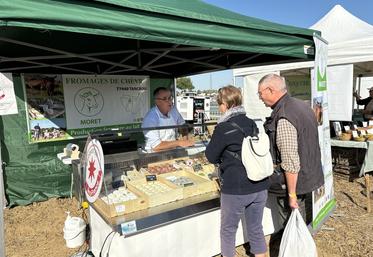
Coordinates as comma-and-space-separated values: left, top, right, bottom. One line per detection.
278, 209, 317, 257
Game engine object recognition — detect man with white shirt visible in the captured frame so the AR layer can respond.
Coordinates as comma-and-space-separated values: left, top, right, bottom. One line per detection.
141, 87, 194, 152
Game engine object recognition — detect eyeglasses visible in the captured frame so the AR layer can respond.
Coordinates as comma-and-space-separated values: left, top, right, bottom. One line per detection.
257, 87, 270, 96
156, 96, 173, 102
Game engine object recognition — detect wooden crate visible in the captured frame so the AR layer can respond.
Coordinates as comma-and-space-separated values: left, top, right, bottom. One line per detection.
93, 189, 148, 218
147, 157, 189, 167
192, 164, 216, 179
159, 170, 218, 198
145, 157, 194, 175
127, 178, 183, 208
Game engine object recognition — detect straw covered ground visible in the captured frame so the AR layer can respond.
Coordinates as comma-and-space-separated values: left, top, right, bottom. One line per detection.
4, 175, 373, 257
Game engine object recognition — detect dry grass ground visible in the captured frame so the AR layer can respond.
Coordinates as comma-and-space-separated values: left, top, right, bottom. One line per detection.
4, 175, 373, 257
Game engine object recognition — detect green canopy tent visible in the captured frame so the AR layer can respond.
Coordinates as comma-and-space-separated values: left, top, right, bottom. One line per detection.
0, 0, 319, 206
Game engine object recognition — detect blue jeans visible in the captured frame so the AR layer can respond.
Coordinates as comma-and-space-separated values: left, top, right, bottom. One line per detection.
220, 190, 268, 257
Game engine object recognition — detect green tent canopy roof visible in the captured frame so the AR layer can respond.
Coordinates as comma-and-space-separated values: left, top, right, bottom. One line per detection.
0, 0, 318, 77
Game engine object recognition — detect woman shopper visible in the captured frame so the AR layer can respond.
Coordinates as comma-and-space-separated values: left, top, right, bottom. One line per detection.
205, 85, 269, 257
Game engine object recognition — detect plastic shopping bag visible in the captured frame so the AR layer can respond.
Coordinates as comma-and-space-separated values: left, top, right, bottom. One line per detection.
278, 209, 317, 257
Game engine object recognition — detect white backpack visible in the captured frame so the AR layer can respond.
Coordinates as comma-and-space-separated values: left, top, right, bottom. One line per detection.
227, 121, 273, 181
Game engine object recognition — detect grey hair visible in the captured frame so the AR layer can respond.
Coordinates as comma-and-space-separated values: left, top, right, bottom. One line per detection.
258, 74, 287, 92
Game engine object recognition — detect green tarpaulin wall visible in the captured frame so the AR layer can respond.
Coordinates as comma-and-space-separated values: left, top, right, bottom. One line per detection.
0, 0, 319, 206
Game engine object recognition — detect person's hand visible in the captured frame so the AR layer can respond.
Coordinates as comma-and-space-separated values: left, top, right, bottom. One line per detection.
353, 91, 360, 98
178, 138, 195, 147
288, 193, 299, 209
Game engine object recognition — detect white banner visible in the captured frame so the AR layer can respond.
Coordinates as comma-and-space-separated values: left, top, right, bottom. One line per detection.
327, 64, 353, 121
0, 73, 18, 115
312, 36, 335, 230
243, 73, 274, 120
63, 74, 149, 130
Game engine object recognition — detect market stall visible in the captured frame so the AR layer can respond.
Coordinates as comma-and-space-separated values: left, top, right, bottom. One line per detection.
0, 0, 317, 207
73, 126, 281, 257
0, 0, 320, 255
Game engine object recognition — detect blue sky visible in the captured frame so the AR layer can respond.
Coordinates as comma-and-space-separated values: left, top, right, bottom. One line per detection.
190, 0, 373, 90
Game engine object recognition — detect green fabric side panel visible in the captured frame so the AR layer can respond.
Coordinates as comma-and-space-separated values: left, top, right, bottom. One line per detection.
0, 0, 315, 59
0, 76, 172, 206
1, 75, 79, 206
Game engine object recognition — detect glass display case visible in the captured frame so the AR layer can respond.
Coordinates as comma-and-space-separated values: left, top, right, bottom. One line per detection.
72, 122, 220, 236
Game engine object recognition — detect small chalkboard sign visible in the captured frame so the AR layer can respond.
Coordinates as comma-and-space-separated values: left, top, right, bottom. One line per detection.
146, 175, 157, 182
193, 163, 203, 172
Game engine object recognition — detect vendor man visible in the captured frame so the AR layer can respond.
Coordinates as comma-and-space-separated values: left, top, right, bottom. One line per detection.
354, 87, 373, 120
142, 87, 194, 152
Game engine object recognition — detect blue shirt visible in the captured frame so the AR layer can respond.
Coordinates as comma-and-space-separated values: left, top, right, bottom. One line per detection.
141, 106, 185, 150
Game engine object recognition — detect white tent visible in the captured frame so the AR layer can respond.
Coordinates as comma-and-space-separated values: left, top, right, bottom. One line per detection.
234, 5, 373, 121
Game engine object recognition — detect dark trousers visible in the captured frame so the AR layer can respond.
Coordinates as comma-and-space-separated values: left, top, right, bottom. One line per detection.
220, 190, 268, 257
276, 193, 313, 228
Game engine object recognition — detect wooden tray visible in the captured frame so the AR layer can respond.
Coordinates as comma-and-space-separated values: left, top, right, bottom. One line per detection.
93, 189, 148, 218
127, 178, 183, 208
159, 170, 218, 198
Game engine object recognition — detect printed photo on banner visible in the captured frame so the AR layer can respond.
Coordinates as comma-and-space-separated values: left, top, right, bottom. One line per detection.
312, 96, 323, 126
22, 74, 69, 143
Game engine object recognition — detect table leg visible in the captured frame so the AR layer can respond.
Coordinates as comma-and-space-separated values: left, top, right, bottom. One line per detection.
365, 174, 371, 213
70, 172, 73, 199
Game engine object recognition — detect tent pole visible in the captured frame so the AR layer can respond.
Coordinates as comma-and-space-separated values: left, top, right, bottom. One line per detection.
0, 144, 5, 257
313, 32, 329, 45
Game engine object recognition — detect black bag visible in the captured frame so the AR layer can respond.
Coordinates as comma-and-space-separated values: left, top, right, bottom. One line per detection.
268, 167, 287, 196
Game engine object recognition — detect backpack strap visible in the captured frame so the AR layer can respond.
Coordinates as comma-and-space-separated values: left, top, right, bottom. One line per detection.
227, 121, 266, 158
224, 121, 245, 161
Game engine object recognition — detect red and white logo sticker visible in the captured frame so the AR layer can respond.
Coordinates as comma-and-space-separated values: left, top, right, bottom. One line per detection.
84, 139, 104, 203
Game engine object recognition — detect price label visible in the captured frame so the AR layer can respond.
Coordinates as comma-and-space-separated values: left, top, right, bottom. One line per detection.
370, 120, 373, 126
363, 121, 368, 127
361, 130, 367, 136
344, 125, 350, 132
115, 204, 126, 213
353, 124, 358, 130
352, 130, 358, 138
146, 175, 157, 182
121, 220, 137, 235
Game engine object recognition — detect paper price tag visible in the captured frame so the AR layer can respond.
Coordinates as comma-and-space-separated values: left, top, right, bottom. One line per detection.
344, 125, 350, 131
115, 204, 126, 213
121, 220, 137, 235
352, 131, 358, 138
353, 124, 358, 130
363, 121, 368, 127
360, 130, 367, 136
370, 120, 373, 126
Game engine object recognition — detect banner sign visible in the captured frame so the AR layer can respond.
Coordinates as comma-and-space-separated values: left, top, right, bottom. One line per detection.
0, 73, 18, 116
63, 75, 149, 137
314, 37, 328, 92
286, 75, 311, 101
311, 36, 335, 230
23, 74, 149, 143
